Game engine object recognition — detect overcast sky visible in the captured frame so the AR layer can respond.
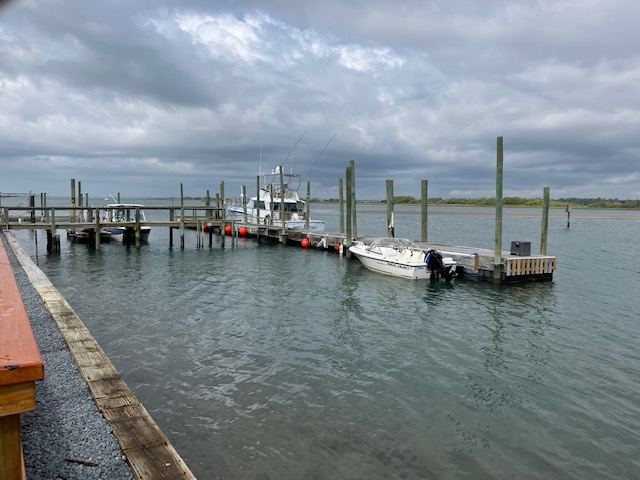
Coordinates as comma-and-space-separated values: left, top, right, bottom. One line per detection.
1, 0, 639, 200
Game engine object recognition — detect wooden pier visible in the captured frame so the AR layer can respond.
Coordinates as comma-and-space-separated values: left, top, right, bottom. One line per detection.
3, 232, 196, 479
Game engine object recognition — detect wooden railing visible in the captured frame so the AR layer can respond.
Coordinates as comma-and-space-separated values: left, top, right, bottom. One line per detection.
0, 237, 44, 479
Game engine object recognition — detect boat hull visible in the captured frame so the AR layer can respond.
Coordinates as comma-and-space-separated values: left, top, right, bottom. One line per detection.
104, 226, 151, 243
227, 208, 325, 232
350, 247, 431, 280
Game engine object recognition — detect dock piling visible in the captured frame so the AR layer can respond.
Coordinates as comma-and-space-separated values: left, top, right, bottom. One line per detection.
421, 179, 428, 242
541, 187, 550, 255
345, 166, 352, 248
386, 180, 394, 237
494, 136, 504, 284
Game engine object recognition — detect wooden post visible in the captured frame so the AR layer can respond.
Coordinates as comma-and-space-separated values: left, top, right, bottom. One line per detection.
386, 180, 394, 238
180, 183, 185, 250
117, 192, 121, 203
338, 178, 344, 235
565, 203, 571, 228
50, 209, 57, 252
87, 195, 92, 222
494, 136, 504, 284
269, 185, 274, 226
29, 195, 35, 224
43, 193, 48, 222
279, 168, 286, 238
70, 179, 76, 223
135, 206, 141, 248
220, 181, 225, 222
345, 167, 352, 247
255, 176, 260, 224
169, 208, 174, 248
242, 185, 247, 223
206, 189, 213, 246
94, 208, 101, 250
350, 160, 357, 239
306, 181, 310, 231
421, 180, 428, 242
40, 192, 44, 217
0, 409, 23, 479
541, 187, 550, 255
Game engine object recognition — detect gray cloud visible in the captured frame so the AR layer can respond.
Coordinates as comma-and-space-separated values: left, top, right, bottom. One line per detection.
1, 0, 639, 200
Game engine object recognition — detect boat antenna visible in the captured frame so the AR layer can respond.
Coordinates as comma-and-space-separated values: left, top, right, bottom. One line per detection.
302, 132, 337, 181
279, 129, 307, 169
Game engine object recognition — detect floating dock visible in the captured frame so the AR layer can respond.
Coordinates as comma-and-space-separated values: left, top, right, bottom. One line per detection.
228, 223, 557, 284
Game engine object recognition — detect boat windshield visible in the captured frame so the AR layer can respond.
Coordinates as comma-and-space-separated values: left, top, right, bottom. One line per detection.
110, 206, 146, 222
366, 238, 420, 252
273, 202, 304, 212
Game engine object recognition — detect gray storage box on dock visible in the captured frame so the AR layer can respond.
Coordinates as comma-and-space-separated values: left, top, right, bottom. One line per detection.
510, 241, 531, 256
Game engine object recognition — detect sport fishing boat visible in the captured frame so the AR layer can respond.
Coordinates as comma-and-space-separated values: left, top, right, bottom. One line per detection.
101, 203, 151, 243
228, 165, 325, 232
349, 237, 458, 281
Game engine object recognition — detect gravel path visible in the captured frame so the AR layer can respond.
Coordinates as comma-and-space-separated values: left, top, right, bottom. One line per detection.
2, 233, 134, 479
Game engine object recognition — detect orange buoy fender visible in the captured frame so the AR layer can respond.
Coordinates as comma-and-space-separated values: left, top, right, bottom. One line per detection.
301, 238, 310, 248
239, 227, 248, 236
225, 225, 232, 234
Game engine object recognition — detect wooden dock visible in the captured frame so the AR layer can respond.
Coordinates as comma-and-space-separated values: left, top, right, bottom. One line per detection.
416, 242, 556, 283
228, 223, 557, 283
3, 233, 196, 479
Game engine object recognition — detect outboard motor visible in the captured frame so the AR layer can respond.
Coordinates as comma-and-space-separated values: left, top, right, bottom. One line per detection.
425, 249, 456, 281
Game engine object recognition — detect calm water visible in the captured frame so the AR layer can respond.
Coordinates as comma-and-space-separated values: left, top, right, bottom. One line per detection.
9, 201, 640, 479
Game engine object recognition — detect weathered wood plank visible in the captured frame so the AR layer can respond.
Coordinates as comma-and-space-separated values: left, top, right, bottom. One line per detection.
0, 382, 36, 416
4, 232, 197, 480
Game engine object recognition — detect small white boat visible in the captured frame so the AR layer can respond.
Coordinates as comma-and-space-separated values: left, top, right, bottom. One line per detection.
349, 237, 458, 281
101, 203, 151, 243
228, 165, 325, 232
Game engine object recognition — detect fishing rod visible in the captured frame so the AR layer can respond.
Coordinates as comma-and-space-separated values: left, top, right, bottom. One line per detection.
278, 129, 308, 170
302, 132, 337, 182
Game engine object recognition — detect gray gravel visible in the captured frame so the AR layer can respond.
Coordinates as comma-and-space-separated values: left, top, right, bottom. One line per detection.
3, 233, 134, 479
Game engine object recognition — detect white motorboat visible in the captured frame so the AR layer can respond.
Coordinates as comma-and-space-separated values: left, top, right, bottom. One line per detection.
101, 203, 151, 243
349, 237, 458, 281
228, 165, 325, 232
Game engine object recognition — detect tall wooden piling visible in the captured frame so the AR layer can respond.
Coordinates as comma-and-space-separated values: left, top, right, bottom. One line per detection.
255, 176, 261, 241
180, 183, 185, 250
135, 206, 141, 248
255, 176, 260, 223
350, 160, 357, 239
29, 195, 35, 224
494, 136, 504, 284
169, 207, 174, 248
421, 180, 428, 242
386, 180, 394, 237
70, 179, 76, 223
220, 181, 226, 249
94, 208, 101, 250
345, 166, 352, 246
338, 178, 344, 235
541, 187, 550, 255
305, 181, 310, 231
242, 185, 248, 223
279, 168, 286, 239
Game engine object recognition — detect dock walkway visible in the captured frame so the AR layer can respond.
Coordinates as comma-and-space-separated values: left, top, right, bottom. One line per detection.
1, 232, 195, 479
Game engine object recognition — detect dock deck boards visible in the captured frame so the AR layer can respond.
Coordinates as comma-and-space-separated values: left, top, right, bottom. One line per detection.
3, 232, 196, 479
